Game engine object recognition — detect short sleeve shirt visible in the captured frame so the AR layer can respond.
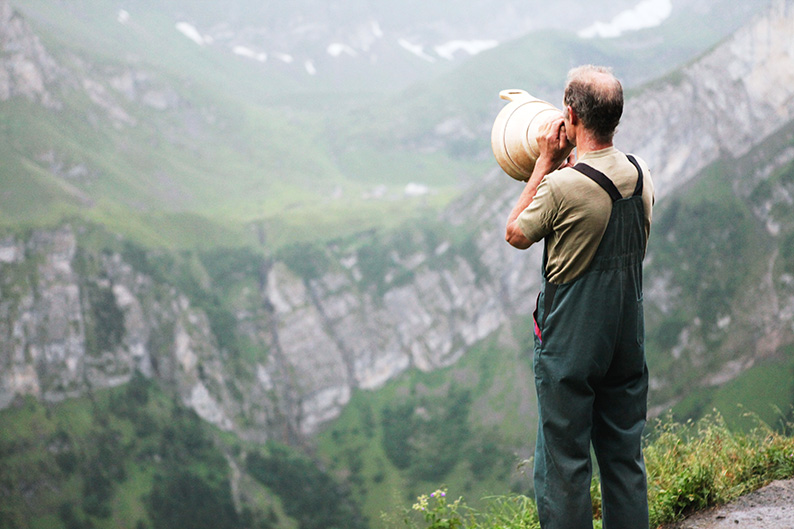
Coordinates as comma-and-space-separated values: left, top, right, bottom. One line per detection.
516, 147, 654, 284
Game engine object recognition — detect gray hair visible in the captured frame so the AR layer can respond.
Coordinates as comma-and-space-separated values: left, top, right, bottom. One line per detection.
563, 65, 623, 143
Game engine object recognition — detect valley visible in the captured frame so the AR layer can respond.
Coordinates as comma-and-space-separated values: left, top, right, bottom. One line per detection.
1, 0, 793, 528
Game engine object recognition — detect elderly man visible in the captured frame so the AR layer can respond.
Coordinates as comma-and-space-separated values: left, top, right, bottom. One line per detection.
505, 65, 654, 529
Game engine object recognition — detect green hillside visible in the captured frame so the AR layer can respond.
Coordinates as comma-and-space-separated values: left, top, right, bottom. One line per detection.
314, 327, 537, 523
7, 0, 473, 250
5, 0, 768, 250
1, 1, 791, 528
0, 375, 369, 529
360, 0, 767, 154
642, 118, 794, 421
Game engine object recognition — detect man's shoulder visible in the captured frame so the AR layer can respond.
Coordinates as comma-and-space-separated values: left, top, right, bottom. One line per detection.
625, 152, 651, 172
546, 165, 592, 184
543, 166, 611, 209
615, 150, 652, 178
545, 165, 604, 192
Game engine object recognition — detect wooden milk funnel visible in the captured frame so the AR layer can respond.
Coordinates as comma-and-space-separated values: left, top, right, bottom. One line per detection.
491, 89, 568, 181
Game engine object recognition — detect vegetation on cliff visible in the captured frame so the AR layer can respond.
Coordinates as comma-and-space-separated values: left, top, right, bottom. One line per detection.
385, 412, 794, 529
0, 375, 366, 529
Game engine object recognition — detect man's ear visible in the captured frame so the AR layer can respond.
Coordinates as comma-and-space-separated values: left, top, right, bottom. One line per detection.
566, 105, 578, 125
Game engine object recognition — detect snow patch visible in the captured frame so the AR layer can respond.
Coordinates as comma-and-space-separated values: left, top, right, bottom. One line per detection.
371, 20, 384, 38
405, 183, 430, 197
578, 0, 672, 39
328, 43, 357, 57
273, 52, 294, 64
434, 39, 498, 60
117, 10, 130, 25
176, 22, 207, 46
398, 39, 436, 63
305, 60, 317, 75
233, 46, 267, 62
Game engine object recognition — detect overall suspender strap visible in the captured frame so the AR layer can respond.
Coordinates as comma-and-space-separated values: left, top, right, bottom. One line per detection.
537, 155, 644, 340
572, 162, 622, 202
572, 154, 644, 201
626, 154, 644, 197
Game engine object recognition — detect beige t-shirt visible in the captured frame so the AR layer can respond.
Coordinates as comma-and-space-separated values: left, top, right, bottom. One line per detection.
517, 147, 654, 284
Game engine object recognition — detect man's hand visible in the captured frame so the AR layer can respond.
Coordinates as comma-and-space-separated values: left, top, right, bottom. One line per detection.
535, 117, 573, 173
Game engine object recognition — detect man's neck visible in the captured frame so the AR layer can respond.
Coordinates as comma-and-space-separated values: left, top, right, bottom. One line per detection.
575, 135, 613, 157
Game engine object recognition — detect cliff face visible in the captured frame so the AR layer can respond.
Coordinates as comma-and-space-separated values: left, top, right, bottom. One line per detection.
0, 228, 243, 429
1, 0, 794, 440
0, 222, 533, 439
620, 0, 794, 199
0, 0, 63, 107
617, 0, 794, 411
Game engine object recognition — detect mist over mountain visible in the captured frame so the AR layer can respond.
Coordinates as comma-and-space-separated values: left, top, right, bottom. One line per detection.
1, 0, 792, 528
15, 0, 764, 98
108, 0, 646, 91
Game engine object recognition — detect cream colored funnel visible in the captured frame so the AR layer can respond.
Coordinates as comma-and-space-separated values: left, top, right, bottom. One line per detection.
491, 89, 566, 181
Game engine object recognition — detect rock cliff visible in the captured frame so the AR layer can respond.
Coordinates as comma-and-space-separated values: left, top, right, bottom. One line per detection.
620, 0, 794, 198
0, 220, 532, 439
0, 0, 63, 107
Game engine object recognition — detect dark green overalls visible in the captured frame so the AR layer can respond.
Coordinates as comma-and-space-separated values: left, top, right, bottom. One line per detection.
532, 155, 649, 529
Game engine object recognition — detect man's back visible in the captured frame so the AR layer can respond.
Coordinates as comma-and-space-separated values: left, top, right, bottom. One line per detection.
516, 146, 653, 284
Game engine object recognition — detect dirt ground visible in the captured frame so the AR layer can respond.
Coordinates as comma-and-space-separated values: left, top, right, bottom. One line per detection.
661, 479, 794, 529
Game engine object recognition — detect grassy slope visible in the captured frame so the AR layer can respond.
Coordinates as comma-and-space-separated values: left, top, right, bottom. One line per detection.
382, 412, 794, 529
0, 377, 346, 529
673, 351, 794, 431
314, 324, 538, 523
7, 0, 469, 250
6, 0, 767, 251
643, 118, 794, 419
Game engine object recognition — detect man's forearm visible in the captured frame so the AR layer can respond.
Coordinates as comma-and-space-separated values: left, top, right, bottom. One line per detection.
504, 158, 556, 249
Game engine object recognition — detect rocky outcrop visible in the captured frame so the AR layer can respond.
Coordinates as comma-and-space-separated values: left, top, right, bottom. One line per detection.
0, 227, 244, 431
261, 240, 525, 435
599, 0, 794, 412
0, 0, 63, 107
0, 0, 183, 127
0, 220, 534, 439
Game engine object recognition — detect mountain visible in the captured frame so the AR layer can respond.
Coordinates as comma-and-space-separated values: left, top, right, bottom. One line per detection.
622, 0, 794, 416
0, 0, 770, 249
43, 0, 642, 93
73, 0, 766, 94
2, 0, 794, 527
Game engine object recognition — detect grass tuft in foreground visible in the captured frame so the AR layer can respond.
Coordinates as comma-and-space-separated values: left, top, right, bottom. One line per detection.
385, 412, 794, 529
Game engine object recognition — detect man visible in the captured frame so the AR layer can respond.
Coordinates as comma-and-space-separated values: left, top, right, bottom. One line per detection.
505, 65, 654, 529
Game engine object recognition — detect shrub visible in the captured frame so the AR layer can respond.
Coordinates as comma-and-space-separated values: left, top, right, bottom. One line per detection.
84, 280, 125, 355
390, 413, 794, 529
380, 388, 473, 482
645, 412, 794, 526
147, 469, 239, 529
278, 242, 331, 281
246, 444, 367, 529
